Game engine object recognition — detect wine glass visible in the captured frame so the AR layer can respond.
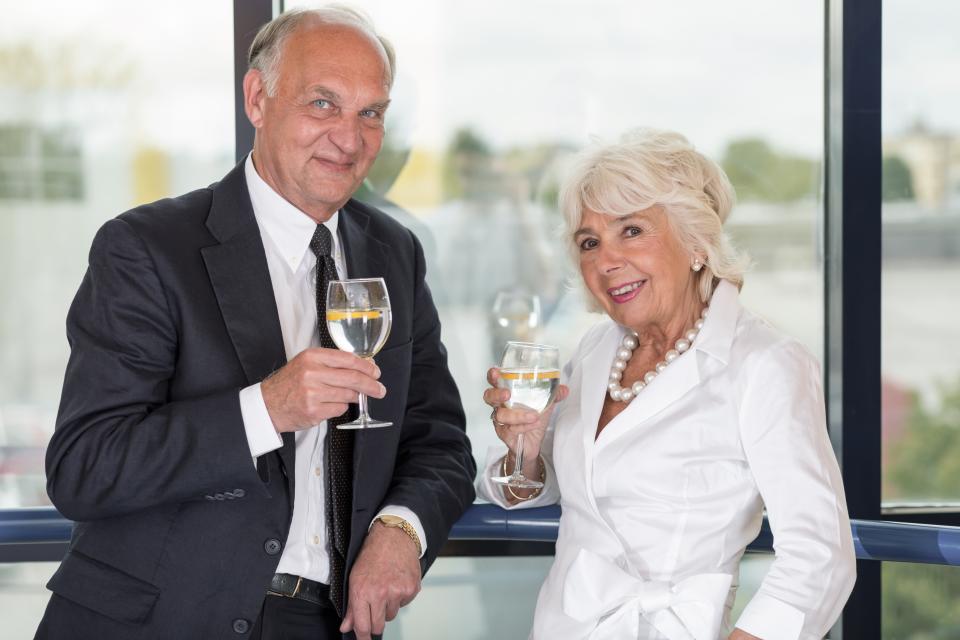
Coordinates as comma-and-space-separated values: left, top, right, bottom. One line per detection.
490, 291, 541, 362
326, 277, 393, 429
490, 341, 560, 489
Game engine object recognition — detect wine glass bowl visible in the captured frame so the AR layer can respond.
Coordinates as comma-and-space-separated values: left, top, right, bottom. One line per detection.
490, 341, 560, 490
326, 277, 393, 429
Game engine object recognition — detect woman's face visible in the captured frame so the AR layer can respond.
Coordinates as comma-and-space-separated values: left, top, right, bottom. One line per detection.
575, 206, 699, 333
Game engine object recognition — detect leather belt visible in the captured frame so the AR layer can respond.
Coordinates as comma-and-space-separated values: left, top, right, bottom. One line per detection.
267, 573, 331, 607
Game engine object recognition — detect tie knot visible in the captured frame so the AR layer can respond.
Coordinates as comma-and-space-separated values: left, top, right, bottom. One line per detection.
310, 224, 333, 258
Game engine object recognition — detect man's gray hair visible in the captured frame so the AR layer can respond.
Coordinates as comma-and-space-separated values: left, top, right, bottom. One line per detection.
248, 5, 396, 96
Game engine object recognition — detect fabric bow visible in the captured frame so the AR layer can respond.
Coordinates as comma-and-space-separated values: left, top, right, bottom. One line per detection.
562, 548, 732, 640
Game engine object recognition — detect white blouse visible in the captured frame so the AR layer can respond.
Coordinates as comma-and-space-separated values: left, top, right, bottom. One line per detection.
477, 281, 856, 640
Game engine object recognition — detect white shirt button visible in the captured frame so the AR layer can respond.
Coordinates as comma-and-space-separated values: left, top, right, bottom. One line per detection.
315, 467, 322, 476
313, 535, 320, 545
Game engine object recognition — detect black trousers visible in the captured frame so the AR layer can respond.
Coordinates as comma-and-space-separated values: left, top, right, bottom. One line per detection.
251, 594, 343, 640
251, 593, 386, 640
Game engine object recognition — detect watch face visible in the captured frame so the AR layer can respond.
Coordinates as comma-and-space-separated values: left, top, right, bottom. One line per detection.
380, 515, 403, 525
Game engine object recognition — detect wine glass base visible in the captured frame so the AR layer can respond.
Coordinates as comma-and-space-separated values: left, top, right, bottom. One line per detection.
490, 475, 544, 489
337, 418, 393, 430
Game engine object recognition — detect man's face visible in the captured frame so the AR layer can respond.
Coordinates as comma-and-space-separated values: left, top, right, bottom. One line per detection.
246, 22, 391, 221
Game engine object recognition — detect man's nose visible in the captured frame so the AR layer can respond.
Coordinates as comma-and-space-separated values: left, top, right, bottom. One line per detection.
328, 113, 362, 155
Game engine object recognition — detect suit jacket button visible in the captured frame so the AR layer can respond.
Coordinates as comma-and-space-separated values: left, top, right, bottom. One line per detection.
264, 538, 282, 555
232, 618, 250, 634
233, 488, 246, 498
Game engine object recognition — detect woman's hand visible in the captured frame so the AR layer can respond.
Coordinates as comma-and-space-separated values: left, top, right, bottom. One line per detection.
483, 367, 569, 469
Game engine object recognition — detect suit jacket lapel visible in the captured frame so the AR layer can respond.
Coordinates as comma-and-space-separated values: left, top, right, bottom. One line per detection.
200, 163, 295, 472
339, 199, 390, 279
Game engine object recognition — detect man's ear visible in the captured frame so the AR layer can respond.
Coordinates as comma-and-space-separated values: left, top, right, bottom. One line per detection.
243, 69, 267, 128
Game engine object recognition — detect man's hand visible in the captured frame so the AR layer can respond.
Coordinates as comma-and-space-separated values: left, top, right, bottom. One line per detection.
340, 521, 422, 640
261, 348, 385, 432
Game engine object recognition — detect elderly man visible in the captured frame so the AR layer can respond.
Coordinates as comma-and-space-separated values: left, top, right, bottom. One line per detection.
36, 7, 475, 640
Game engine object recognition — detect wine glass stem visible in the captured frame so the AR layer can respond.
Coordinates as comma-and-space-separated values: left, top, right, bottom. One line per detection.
513, 432, 526, 479
357, 392, 370, 423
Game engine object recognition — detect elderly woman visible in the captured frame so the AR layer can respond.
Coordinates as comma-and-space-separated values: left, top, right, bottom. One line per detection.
478, 129, 856, 640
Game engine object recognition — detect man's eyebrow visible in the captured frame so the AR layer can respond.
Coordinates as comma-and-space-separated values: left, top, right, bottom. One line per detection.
365, 99, 391, 112
309, 86, 341, 101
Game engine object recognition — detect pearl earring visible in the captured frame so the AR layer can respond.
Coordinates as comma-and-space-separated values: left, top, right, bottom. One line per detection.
692, 258, 703, 272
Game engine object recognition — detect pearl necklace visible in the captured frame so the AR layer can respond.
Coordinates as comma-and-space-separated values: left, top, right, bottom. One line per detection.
607, 306, 709, 403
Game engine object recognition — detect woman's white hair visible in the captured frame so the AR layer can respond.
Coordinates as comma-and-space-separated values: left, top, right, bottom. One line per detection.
248, 5, 396, 97
559, 128, 749, 307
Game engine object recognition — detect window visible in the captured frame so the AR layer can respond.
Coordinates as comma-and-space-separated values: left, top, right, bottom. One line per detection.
881, 0, 960, 512
880, 1, 960, 635
0, 0, 235, 512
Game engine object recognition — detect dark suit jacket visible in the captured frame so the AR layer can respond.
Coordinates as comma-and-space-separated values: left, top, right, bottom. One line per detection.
37, 162, 476, 640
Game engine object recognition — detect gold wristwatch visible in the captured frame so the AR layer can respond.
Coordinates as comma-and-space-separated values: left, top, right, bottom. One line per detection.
376, 515, 422, 556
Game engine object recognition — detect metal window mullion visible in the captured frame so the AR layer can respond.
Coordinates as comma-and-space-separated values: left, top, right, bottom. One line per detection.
233, 0, 275, 164
825, 0, 882, 637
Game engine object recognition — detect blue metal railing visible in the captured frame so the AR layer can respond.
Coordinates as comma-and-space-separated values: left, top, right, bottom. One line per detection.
2, 505, 960, 566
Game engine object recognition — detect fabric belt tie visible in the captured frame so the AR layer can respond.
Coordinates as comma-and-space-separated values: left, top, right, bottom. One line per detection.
267, 573, 331, 607
562, 548, 732, 640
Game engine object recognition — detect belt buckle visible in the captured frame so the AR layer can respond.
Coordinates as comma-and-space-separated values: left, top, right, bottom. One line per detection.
290, 575, 303, 599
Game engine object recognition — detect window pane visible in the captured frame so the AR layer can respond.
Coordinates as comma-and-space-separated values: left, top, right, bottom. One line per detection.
883, 563, 960, 638
881, 0, 960, 509
285, 0, 824, 473
0, 562, 59, 638
0, 1, 235, 507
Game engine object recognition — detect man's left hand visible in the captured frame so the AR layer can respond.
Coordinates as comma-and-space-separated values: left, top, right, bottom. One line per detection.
340, 520, 422, 640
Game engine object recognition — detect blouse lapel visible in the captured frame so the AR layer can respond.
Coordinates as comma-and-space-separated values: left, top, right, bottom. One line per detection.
593, 347, 702, 453
591, 280, 742, 454
577, 324, 618, 451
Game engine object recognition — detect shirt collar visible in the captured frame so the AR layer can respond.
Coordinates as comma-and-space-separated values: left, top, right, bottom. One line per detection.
244, 153, 340, 273
692, 279, 741, 365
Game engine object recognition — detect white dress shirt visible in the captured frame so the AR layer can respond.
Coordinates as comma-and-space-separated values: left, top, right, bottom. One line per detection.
478, 280, 856, 640
238, 155, 425, 584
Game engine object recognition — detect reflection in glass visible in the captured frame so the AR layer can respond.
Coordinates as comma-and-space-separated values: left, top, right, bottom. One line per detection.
489, 291, 540, 362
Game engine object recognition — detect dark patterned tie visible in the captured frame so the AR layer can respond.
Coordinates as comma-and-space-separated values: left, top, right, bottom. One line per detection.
309, 223, 354, 618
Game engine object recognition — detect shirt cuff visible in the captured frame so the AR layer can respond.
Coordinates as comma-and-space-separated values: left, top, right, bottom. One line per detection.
735, 592, 806, 640
371, 506, 427, 559
239, 383, 283, 463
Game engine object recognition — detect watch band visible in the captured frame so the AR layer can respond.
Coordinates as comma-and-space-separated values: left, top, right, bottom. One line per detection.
376, 515, 422, 556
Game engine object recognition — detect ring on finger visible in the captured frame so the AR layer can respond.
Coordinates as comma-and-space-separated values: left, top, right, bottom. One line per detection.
490, 408, 506, 428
